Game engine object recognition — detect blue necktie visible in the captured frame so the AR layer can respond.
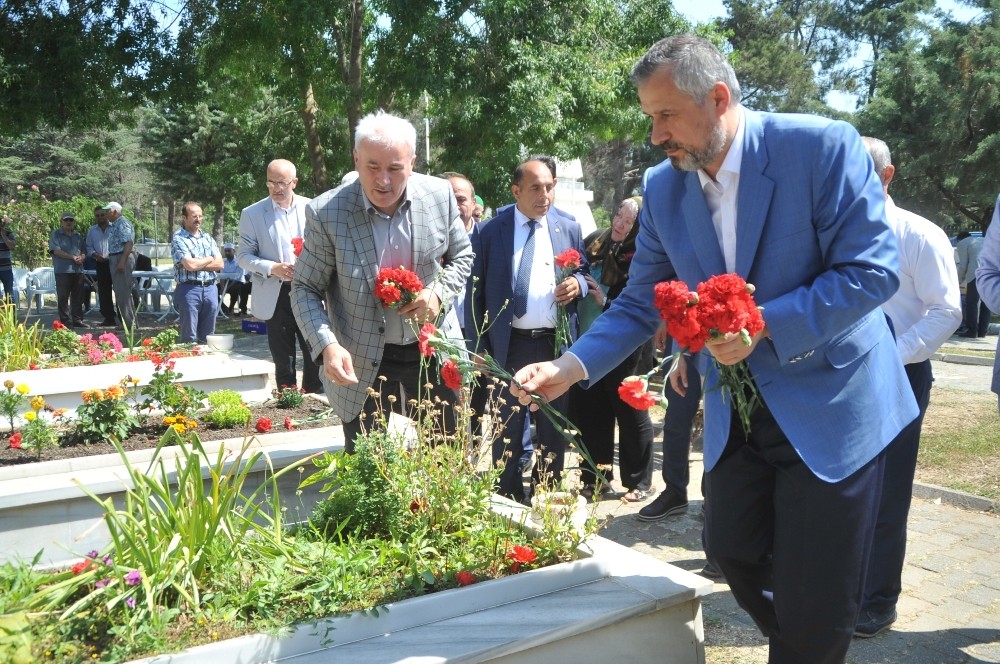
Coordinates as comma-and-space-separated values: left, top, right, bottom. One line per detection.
512, 220, 537, 319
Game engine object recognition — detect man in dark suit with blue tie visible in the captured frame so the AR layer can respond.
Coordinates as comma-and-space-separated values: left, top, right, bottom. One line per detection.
467, 157, 587, 503
512, 35, 919, 663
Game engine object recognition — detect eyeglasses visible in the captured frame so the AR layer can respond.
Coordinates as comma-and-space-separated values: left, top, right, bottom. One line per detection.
266, 179, 294, 189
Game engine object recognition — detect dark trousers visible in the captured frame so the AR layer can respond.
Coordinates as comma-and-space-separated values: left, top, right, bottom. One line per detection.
55, 272, 85, 324
963, 280, 992, 337
660, 355, 703, 495
341, 342, 459, 453
863, 359, 932, 614
220, 281, 250, 312
570, 343, 653, 491
268, 284, 322, 393
493, 332, 568, 502
704, 397, 884, 664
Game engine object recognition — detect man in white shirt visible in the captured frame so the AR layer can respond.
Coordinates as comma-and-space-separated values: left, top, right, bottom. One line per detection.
237, 159, 322, 393
856, 137, 962, 637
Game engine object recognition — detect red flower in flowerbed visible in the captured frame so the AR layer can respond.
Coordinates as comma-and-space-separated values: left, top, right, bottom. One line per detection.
506, 544, 537, 572
284, 417, 294, 430
374, 266, 423, 308
8, 432, 22, 449
455, 570, 476, 586
618, 378, 659, 411
440, 359, 463, 390
255, 417, 272, 433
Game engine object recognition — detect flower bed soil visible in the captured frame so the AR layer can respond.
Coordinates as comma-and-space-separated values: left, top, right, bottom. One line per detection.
0, 400, 341, 467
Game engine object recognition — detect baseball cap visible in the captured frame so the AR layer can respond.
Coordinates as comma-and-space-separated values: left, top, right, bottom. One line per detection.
60, 212, 76, 221
102, 201, 122, 212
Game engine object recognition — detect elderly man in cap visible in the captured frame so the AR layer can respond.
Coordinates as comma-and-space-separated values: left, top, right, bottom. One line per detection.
49, 211, 88, 327
218, 242, 251, 316
103, 201, 137, 329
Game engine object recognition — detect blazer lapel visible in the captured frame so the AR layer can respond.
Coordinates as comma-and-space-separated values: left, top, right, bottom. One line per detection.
499, 213, 515, 294
735, 111, 774, 278
681, 175, 726, 278
346, 186, 379, 293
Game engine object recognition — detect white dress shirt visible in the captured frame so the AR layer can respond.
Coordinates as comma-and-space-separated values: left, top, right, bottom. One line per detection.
698, 110, 746, 273
511, 207, 557, 329
271, 199, 306, 267
881, 196, 962, 364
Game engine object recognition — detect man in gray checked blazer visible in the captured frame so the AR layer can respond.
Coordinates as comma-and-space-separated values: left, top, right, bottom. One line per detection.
291, 111, 473, 451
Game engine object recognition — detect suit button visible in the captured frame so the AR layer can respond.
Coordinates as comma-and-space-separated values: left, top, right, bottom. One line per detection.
372, 360, 379, 367
378, 326, 385, 333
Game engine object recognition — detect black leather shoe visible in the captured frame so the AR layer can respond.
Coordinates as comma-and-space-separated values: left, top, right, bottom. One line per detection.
854, 609, 897, 638
636, 487, 688, 521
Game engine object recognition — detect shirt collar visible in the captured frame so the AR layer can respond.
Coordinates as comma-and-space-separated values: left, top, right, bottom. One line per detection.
698, 107, 745, 190
361, 188, 412, 220
271, 197, 298, 214
513, 206, 547, 228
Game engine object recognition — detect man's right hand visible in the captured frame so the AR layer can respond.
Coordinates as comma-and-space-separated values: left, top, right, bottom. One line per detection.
510, 354, 586, 410
322, 343, 358, 386
272, 262, 295, 281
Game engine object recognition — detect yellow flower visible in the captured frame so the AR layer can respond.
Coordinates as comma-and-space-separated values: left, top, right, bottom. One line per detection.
24, 411, 36, 421
106, 385, 124, 400
30, 395, 45, 411
172, 423, 187, 434
3, 379, 13, 390
16, 384, 29, 395
163, 416, 176, 425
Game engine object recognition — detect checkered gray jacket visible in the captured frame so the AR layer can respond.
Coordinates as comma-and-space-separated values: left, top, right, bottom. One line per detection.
291, 173, 473, 422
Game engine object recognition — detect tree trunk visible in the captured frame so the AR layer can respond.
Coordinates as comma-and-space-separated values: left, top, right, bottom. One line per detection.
213, 195, 226, 247
301, 81, 329, 193
345, 0, 364, 153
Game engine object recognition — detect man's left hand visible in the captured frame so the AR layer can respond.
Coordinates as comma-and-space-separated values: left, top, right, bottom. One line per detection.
554, 276, 580, 305
399, 288, 441, 323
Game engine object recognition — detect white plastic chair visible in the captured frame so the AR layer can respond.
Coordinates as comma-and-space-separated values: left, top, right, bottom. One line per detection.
26, 267, 57, 313
10, 267, 29, 308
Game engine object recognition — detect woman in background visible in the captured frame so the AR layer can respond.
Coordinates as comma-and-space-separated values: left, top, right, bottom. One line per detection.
570, 196, 654, 502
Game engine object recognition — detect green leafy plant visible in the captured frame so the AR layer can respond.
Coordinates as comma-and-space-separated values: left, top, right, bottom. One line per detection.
41, 321, 81, 356
19, 396, 66, 459
0, 380, 30, 431
0, 303, 42, 372
138, 357, 206, 418
202, 390, 250, 429
73, 383, 140, 445
271, 384, 305, 408
0, 186, 56, 270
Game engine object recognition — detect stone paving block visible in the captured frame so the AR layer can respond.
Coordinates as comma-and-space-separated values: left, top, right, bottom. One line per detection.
910, 579, 958, 606
913, 551, 966, 575
965, 639, 1000, 663
965, 556, 1000, 578
927, 597, 988, 625
922, 628, 990, 662
956, 580, 1000, 608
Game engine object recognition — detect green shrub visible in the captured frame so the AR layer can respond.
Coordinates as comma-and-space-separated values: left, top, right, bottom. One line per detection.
74, 384, 140, 445
202, 390, 251, 429
0, 303, 42, 372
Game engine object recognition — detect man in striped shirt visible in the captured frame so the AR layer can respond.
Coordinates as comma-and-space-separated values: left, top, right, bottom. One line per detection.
172, 202, 223, 343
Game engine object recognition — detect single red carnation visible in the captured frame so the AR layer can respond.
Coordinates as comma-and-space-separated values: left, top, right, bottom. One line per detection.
52, 320, 66, 330
284, 417, 294, 430
141, 338, 153, 347
456, 571, 476, 586
255, 417, 272, 434
618, 379, 658, 410
291, 237, 304, 257
9, 432, 22, 449
441, 359, 463, 390
29, 364, 39, 370
71, 560, 90, 575
418, 323, 437, 357
554, 248, 582, 270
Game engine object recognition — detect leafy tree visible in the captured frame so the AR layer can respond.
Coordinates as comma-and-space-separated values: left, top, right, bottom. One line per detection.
0, 0, 169, 135
857, 2, 1000, 231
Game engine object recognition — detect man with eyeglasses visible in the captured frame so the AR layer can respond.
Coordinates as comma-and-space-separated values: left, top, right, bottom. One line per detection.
237, 159, 322, 393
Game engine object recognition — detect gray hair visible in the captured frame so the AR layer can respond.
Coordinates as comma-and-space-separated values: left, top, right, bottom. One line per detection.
354, 110, 417, 155
861, 137, 892, 178
630, 34, 741, 106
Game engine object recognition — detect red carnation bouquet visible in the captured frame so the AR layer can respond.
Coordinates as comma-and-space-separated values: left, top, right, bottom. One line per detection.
553, 248, 582, 359
374, 266, 423, 309
642, 273, 765, 431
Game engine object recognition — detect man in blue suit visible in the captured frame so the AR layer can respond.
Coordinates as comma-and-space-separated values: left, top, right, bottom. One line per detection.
467, 157, 587, 503
512, 35, 918, 663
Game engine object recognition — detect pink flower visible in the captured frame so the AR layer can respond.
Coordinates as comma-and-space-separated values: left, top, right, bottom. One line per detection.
418, 323, 438, 358
124, 569, 142, 586
30, 184, 38, 191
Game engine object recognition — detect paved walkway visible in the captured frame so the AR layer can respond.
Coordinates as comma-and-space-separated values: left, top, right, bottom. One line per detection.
18, 305, 1000, 662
